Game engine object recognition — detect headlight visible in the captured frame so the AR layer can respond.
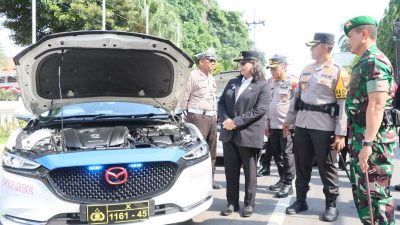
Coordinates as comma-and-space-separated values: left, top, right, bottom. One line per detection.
2, 151, 40, 170
182, 144, 209, 160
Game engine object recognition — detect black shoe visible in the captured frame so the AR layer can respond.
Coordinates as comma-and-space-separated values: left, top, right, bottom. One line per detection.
323, 207, 338, 221
269, 180, 284, 191
220, 204, 240, 216
213, 182, 222, 189
286, 200, 308, 215
323, 197, 338, 222
395, 184, 400, 191
241, 206, 254, 217
257, 167, 270, 177
275, 184, 293, 198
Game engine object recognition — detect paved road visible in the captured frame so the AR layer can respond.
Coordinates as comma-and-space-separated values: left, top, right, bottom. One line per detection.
175, 150, 400, 225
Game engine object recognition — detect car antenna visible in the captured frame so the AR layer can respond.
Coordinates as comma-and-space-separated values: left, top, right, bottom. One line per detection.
58, 49, 67, 150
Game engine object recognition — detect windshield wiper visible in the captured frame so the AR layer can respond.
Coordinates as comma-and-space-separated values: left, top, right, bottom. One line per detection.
92, 113, 170, 120
41, 114, 106, 122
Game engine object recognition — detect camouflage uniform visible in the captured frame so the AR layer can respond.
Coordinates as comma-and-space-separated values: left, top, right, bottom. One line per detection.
345, 44, 397, 225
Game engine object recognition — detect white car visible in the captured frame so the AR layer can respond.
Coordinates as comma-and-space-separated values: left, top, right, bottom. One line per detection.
0, 31, 212, 225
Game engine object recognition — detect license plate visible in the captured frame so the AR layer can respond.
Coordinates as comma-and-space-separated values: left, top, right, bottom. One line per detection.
83, 201, 149, 224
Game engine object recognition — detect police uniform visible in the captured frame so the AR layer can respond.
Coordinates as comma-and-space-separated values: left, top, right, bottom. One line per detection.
180, 48, 220, 189
265, 55, 298, 198
344, 16, 397, 225
285, 33, 349, 221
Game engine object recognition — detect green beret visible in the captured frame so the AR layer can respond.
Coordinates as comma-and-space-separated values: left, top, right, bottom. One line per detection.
344, 16, 378, 36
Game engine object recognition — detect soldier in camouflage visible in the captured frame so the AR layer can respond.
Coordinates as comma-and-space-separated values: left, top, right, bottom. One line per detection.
345, 16, 397, 225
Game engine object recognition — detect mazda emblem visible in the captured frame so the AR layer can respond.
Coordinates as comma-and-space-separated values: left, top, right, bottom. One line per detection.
105, 167, 128, 185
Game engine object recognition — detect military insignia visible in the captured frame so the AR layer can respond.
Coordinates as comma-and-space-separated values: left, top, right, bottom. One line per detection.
280, 95, 286, 101
345, 21, 352, 28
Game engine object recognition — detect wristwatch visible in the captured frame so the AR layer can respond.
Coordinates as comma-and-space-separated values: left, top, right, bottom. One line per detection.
362, 140, 373, 147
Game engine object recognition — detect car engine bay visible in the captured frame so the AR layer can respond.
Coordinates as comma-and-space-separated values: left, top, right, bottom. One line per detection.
12, 122, 199, 154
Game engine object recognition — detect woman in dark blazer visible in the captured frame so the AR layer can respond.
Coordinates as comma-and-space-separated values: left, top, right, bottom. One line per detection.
218, 51, 269, 217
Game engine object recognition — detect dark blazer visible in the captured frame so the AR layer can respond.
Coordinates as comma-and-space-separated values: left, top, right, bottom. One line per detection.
218, 75, 269, 149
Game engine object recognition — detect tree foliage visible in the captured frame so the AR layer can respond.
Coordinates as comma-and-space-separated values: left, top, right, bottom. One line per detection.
0, 0, 253, 73
377, 0, 400, 64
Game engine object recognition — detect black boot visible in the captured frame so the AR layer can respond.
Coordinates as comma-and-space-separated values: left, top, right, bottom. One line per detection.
257, 166, 270, 177
275, 184, 293, 198
269, 179, 284, 191
323, 196, 338, 222
286, 192, 308, 215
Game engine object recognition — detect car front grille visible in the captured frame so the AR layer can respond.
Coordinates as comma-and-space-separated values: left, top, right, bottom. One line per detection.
47, 162, 179, 203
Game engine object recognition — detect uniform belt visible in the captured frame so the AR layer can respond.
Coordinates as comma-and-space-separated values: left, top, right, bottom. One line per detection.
298, 100, 338, 116
187, 108, 216, 116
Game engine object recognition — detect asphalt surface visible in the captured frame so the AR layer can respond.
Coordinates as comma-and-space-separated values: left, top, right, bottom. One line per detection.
174, 149, 400, 225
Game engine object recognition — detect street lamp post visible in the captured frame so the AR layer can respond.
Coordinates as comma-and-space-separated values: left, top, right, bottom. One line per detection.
32, 0, 36, 44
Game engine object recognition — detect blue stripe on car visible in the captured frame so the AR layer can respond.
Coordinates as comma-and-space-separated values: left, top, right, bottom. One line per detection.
35, 148, 186, 170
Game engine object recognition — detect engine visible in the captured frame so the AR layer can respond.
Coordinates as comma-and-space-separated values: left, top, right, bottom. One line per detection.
15, 124, 195, 154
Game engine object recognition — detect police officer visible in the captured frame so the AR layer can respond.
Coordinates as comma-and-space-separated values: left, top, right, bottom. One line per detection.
283, 33, 348, 222
345, 16, 397, 225
180, 48, 221, 189
265, 54, 297, 198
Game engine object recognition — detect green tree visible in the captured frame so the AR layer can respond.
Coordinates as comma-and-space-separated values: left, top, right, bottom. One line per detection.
167, 0, 254, 73
0, 0, 254, 72
338, 23, 350, 52
0, 0, 179, 45
377, 0, 399, 64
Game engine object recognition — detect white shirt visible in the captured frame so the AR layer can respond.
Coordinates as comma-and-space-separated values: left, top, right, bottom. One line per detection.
236, 77, 253, 103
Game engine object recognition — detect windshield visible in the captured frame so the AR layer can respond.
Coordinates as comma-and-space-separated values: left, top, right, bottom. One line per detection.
40, 102, 167, 119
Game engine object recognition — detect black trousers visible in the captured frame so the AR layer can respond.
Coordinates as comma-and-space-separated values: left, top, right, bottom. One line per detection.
259, 140, 272, 169
294, 127, 339, 198
223, 141, 258, 207
270, 129, 295, 184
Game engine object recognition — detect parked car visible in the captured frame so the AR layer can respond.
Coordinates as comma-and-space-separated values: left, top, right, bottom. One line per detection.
0, 71, 20, 100
0, 31, 212, 225
214, 70, 239, 157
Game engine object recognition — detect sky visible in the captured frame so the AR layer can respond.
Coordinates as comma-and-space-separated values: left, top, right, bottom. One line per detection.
217, 0, 390, 75
0, 0, 390, 74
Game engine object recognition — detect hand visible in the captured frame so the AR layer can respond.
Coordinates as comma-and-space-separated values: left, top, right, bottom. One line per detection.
264, 128, 270, 137
282, 122, 290, 137
222, 118, 236, 130
358, 146, 372, 173
330, 135, 345, 152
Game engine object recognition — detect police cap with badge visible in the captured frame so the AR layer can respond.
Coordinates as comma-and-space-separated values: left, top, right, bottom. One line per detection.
195, 48, 217, 62
305, 33, 335, 47
267, 54, 287, 69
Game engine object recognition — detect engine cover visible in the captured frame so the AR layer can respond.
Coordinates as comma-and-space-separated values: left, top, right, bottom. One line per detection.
60, 126, 128, 149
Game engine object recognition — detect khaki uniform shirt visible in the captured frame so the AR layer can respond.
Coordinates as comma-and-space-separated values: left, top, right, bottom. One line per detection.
285, 60, 348, 136
180, 69, 217, 111
266, 75, 298, 129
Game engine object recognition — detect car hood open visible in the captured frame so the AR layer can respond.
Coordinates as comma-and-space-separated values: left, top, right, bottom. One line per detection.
14, 31, 193, 115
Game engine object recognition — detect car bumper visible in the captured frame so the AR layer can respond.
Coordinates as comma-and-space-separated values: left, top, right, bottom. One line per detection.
0, 157, 213, 225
